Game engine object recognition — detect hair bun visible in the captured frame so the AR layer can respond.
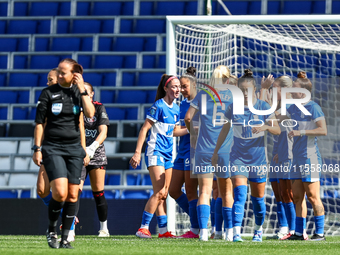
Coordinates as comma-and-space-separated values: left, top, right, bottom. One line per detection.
186, 66, 196, 77
244, 69, 253, 77
297, 71, 307, 79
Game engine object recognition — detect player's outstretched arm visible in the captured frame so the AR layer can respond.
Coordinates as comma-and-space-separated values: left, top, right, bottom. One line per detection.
288, 119, 327, 139
173, 125, 189, 137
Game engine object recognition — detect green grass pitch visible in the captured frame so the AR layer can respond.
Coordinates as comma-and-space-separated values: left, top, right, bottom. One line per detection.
1, 235, 340, 255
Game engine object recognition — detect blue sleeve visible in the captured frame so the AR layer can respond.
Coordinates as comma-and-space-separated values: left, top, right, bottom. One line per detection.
286, 104, 294, 118
311, 103, 325, 122
146, 102, 162, 122
262, 101, 273, 120
191, 91, 200, 110
224, 104, 233, 121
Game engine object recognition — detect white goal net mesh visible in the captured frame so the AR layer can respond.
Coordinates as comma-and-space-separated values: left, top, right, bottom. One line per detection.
173, 22, 340, 236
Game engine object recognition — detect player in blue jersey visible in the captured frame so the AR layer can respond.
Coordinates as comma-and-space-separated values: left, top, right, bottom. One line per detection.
261, 76, 297, 239
168, 67, 200, 238
130, 74, 188, 239
279, 71, 327, 241
185, 65, 234, 241
213, 69, 281, 243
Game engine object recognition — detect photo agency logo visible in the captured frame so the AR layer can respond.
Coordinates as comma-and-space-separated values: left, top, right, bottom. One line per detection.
197, 82, 312, 128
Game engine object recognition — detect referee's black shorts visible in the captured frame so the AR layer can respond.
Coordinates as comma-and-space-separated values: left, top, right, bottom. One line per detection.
42, 141, 86, 184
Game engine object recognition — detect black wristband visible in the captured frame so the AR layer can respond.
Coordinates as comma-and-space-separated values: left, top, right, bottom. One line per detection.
31, 145, 41, 152
80, 90, 88, 96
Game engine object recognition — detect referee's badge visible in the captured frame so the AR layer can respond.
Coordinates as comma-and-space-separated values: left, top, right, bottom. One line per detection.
51, 103, 62, 115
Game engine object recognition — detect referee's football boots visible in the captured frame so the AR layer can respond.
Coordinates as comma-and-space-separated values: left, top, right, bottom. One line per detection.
46, 230, 59, 249
59, 240, 74, 249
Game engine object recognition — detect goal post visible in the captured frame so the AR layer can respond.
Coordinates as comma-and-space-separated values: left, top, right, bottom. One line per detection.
166, 15, 340, 236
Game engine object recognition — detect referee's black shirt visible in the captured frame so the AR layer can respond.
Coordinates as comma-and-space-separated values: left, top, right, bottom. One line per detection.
35, 84, 83, 145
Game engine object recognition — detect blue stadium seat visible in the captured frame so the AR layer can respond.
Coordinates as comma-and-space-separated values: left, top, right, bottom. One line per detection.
0, 190, 18, 198
72, 20, 101, 34
144, 37, 157, 51
0, 91, 18, 103
156, 2, 185, 15
218, 1, 248, 15
141, 174, 152, 186
57, 20, 70, 33
30, 55, 60, 69
106, 108, 125, 120
105, 190, 120, 199
117, 91, 147, 104
94, 56, 124, 69
80, 190, 93, 199
82, 73, 103, 86
37, 20, 51, 34
122, 1, 134, 15
59, 2, 71, 15
185, 1, 198, 15
113, 37, 144, 52
78, 55, 92, 69
9, 73, 39, 87
92, 2, 122, 15
0, 2, 7, 16
8, 20, 37, 34
124, 56, 136, 68
51, 38, 81, 51
0, 107, 8, 119
100, 90, 115, 103
138, 72, 163, 86
267, 1, 281, 14
122, 72, 136, 86
140, 1, 153, 15
77, 2, 90, 15
35, 90, 43, 102
283, 1, 312, 14
120, 19, 133, 33
333, 1, 340, 14
98, 37, 113, 51
17, 38, 29, 51
0, 38, 17, 51
106, 175, 121, 185
17, 91, 29, 104
143, 56, 155, 68
0, 74, 5, 86
20, 190, 31, 198
13, 2, 28, 16
35, 38, 49, 51
0, 55, 7, 69
126, 174, 141, 185
312, 1, 326, 14
103, 73, 117, 86
0, 21, 5, 34
158, 55, 166, 68
135, 20, 165, 33
81, 38, 93, 51
126, 108, 138, 120
13, 107, 28, 120
30, 2, 59, 16
102, 20, 115, 33
28, 108, 36, 120
146, 90, 157, 103
248, 1, 261, 15
120, 190, 151, 199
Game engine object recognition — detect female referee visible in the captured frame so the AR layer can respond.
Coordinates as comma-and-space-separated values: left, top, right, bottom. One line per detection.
213, 69, 281, 242
78, 82, 110, 238
185, 65, 233, 241
130, 74, 187, 238
33, 58, 95, 249
279, 71, 327, 241
168, 67, 199, 238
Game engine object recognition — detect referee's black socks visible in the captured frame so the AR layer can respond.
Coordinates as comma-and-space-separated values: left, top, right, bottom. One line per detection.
93, 190, 108, 222
61, 202, 76, 242
48, 198, 64, 233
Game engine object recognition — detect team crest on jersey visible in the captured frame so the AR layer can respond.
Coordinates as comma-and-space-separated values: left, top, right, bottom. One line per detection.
51, 103, 62, 115
101, 112, 108, 119
150, 107, 157, 117
86, 116, 97, 123
73, 105, 80, 115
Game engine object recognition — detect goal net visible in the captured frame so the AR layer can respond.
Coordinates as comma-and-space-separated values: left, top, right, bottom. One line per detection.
166, 15, 340, 236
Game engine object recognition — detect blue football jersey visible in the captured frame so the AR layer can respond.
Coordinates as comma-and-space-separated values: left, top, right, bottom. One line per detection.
145, 98, 180, 160
287, 100, 325, 159
272, 134, 278, 156
276, 107, 293, 162
191, 89, 233, 155
225, 99, 274, 166
177, 98, 190, 158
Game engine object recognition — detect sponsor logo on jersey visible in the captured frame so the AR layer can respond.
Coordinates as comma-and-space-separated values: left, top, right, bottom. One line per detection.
86, 116, 97, 123
86, 129, 97, 138
51, 103, 62, 115
52, 94, 61, 98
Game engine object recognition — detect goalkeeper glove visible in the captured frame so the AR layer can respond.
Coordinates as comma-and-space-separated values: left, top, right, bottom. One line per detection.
86, 141, 99, 159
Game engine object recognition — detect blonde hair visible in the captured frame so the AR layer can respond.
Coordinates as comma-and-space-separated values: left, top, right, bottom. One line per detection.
275, 75, 292, 88
229, 75, 238, 86
209, 65, 230, 88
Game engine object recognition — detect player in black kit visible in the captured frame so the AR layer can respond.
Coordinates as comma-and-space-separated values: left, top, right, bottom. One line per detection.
78, 82, 110, 237
32, 58, 95, 249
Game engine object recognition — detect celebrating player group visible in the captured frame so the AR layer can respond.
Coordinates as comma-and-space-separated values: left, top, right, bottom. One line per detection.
130, 66, 327, 242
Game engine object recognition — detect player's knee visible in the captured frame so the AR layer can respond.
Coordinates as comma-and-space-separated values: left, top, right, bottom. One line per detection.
53, 191, 67, 202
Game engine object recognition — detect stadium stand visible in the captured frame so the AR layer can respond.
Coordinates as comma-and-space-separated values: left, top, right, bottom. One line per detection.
0, 0, 339, 201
